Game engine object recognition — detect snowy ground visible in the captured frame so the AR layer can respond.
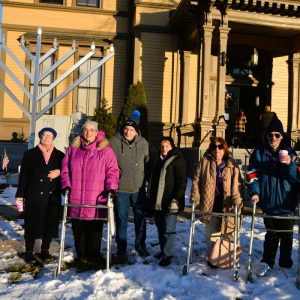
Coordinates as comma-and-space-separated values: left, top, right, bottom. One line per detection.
0, 184, 300, 299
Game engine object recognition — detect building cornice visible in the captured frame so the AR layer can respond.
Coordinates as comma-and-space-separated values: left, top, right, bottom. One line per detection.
172, 0, 300, 38
1, 1, 128, 17
134, 0, 178, 9
226, 0, 300, 17
228, 9, 300, 30
1, 23, 128, 42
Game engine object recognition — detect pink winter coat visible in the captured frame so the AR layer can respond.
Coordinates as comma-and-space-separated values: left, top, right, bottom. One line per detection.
60, 131, 119, 220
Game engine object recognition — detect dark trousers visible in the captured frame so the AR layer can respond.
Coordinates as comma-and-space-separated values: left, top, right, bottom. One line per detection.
234, 132, 245, 147
25, 236, 52, 254
71, 219, 104, 262
115, 192, 147, 255
154, 211, 177, 257
262, 217, 294, 268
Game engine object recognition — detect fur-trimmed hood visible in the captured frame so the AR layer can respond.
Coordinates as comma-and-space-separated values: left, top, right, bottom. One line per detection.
71, 131, 109, 150
60, 129, 119, 220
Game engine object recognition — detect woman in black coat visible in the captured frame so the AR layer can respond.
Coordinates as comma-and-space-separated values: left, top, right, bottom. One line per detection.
147, 136, 187, 266
15, 127, 64, 263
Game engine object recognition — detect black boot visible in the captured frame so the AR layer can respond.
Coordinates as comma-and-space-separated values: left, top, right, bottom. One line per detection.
159, 255, 172, 267
136, 247, 150, 257
39, 249, 55, 263
25, 251, 36, 264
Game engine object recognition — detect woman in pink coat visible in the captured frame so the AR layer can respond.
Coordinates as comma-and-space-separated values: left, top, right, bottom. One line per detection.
61, 120, 119, 271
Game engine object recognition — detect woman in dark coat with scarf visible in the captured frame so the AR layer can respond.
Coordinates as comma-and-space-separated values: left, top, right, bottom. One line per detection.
15, 127, 64, 263
147, 137, 187, 266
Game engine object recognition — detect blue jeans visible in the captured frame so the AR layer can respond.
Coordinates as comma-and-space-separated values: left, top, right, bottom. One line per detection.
154, 211, 177, 257
115, 192, 147, 255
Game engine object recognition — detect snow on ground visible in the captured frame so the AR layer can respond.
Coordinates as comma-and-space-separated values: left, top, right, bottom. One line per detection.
0, 185, 17, 206
0, 185, 300, 299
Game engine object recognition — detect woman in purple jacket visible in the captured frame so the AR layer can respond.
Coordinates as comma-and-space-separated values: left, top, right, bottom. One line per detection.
61, 120, 119, 271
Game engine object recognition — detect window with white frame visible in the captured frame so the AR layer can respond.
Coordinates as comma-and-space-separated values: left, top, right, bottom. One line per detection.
76, 0, 100, 7
29, 54, 54, 114
77, 57, 102, 116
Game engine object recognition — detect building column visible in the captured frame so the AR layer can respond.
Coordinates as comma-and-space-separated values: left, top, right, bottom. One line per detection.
199, 24, 214, 148
288, 53, 300, 142
182, 50, 191, 124
177, 50, 193, 147
215, 24, 230, 138
133, 36, 141, 83
201, 24, 214, 120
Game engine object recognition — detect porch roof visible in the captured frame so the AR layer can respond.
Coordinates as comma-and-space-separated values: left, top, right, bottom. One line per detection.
171, 0, 300, 55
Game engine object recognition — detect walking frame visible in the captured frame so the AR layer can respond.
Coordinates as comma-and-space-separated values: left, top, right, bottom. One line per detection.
183, 200, 300, 286
53, 191, 115, 277
297, 198, 300, 289
182, 203, 241, 281
245, 203, 300, 287
245, 201, 256, 283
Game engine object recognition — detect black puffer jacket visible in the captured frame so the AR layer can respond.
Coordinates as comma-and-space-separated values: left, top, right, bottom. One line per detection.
147, 148, 187, 212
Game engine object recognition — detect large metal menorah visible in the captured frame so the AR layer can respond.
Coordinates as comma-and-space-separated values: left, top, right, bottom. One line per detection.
0, 28, 114, 149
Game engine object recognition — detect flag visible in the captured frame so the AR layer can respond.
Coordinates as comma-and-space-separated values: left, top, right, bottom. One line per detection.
2, 149, 9, 171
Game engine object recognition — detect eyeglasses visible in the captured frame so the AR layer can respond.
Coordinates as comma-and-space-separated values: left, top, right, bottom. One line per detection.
211, 144, 224, 150
83, 128, 97, 133
267, 133, 281, 139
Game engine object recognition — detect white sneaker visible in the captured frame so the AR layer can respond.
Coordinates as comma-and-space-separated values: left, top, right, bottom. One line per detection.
256, 262, 271, 277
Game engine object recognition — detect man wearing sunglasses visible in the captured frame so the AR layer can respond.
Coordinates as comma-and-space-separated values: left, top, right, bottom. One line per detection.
246, 118, 299, 277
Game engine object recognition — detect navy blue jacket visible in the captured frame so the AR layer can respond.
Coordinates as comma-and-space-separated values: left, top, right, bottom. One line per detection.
246, 145, 299, 215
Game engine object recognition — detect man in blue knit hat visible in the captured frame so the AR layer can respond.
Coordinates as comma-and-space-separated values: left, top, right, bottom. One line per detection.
110, 110, 150, 264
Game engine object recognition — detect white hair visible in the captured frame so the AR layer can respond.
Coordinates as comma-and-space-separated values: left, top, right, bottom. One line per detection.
82, 120, 98, 131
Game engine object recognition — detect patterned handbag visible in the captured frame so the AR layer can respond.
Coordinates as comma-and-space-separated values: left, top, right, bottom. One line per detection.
208, 235, 242, 269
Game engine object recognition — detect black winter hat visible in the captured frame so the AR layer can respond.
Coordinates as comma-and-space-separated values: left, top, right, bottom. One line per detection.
266, 118, 285, 137
123, 119, 139, 132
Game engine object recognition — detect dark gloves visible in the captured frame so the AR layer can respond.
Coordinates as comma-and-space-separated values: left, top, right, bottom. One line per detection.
107, 189, 116, 198
62, 187, 71, 196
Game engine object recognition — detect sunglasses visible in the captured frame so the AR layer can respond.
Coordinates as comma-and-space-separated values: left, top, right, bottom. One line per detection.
267, 133, 281, 139
211, 144, 224, 150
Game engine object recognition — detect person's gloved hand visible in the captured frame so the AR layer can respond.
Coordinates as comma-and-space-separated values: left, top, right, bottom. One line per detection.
169, 199, 179, 213
62, 187, 71, 196
107, 189, 116, 198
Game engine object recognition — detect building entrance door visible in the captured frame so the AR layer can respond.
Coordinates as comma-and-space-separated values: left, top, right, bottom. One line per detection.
226, 85, 261, 148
